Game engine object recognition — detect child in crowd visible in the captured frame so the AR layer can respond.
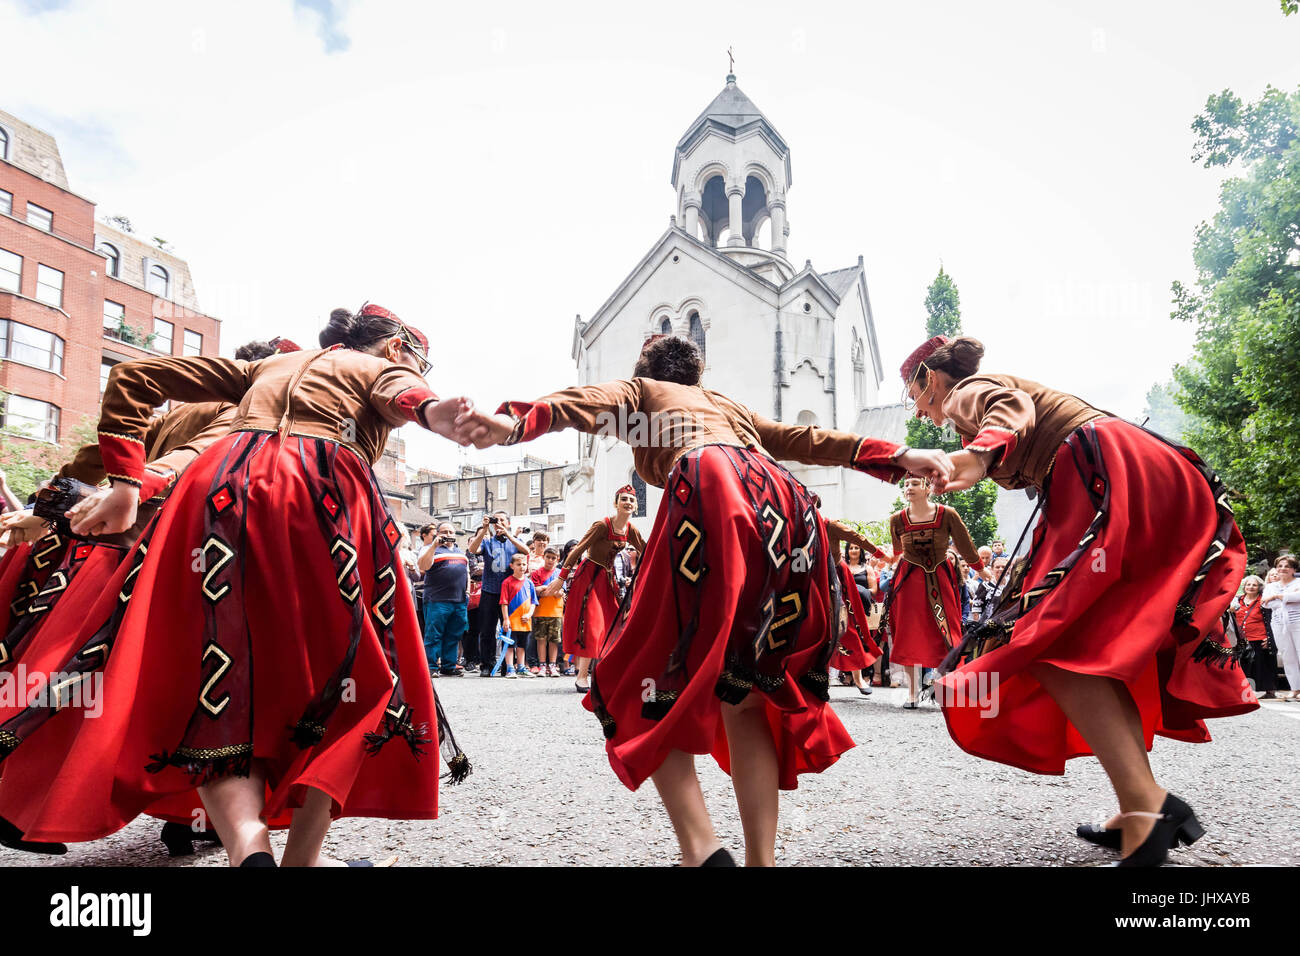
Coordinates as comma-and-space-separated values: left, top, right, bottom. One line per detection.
531, 546, 565, 676
500, 551, 538, 678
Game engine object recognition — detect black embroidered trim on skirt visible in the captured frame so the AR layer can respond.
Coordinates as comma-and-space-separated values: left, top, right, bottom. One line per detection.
145, 742, 254, 783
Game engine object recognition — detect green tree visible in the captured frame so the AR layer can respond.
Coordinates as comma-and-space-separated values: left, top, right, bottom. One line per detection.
902, 266, 999, 545
1172, 85, 1300, 557
1140, 379, 1193, 443
0, 389, 98, 501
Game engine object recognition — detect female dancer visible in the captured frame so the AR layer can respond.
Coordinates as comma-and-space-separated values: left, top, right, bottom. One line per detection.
0, 341, 289, 858
904, 335, 1256, 865
826, 523, 886, 696
886, 476, 988, 708
1233, 576, 1277, 700
455, 335, 950, 866
0, 305, 471, 866
560, 486, 645, 693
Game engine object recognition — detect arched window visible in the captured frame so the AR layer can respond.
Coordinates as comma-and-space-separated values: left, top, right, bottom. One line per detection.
0, 127, 8, 162
659, 316, 672, 335
688, 311, 705, 362
147, 263, 169, 297
796, 409, 818, 427
97, 241, 120, 278
851, 329, 867, 409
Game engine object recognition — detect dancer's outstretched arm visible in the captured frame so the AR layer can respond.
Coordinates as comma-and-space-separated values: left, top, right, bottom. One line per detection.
752, 414, 952, 486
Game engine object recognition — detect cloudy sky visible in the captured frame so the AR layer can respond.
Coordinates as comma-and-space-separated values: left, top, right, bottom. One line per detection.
3, 0, 1297, 475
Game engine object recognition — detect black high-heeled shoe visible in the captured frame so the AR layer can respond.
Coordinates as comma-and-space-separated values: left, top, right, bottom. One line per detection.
700, 848, 736, 866
1076, 813, 1205, 853
0, 814, 66, 855
1115, 793, 1205, 867
160, 821, 223, 857
238, 851, 276, 867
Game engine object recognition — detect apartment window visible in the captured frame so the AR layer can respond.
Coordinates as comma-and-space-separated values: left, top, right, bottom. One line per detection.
0, 320, 64, 373
0, 190, 11, 216
0, 248, 19, 293
103, 299, 125, 331
421, 486, 431, 510
0, 127, 8, 161
183, 329, 202, 356
498, 477, 508, 499
147, 263, 169, 297
447, 482, 458, 506
153, 318, 174, 353
97, 241, 120, 278
101, 358, 117, 395
530, 472, 541, 497
3, 394, 59, 442
35, 265, 63, 308
468, 482, 479, 505
26, 203, 53, 232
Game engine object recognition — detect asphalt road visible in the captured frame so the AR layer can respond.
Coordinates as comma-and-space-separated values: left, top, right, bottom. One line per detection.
2, 676, 1296, 867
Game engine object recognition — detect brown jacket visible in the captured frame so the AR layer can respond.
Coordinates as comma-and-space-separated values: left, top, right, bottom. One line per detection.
501, 378, 906, 488
889, 505, 982, 573
97, 346, 437, 483
941, 374, 1106, 491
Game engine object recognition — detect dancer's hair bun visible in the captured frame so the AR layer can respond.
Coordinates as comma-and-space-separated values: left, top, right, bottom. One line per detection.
319, 308, 359, 348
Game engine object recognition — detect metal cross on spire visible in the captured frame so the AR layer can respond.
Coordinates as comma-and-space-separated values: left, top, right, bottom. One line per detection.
727, 45, 735, 74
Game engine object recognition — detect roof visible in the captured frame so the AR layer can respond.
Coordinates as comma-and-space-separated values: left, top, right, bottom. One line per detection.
379, 479, 413, 501
853, 403, 910, 444
676, 75, 788, 154
819, 265, 859, 299
400, 502, 438, 528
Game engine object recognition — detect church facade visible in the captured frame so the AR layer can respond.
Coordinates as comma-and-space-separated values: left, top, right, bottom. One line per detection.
562, 74, 900, 539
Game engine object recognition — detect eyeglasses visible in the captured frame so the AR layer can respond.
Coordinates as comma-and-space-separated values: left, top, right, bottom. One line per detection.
403, 342, 432, 376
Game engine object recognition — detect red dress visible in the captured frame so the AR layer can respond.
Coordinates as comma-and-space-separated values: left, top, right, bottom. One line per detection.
937, 418, 1257, 774
887, 507, 967, 669
585, 445, 855, 792
829, 562, 880, 672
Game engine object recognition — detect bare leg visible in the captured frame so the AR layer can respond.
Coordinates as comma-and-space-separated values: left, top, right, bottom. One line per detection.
281, 786, 345, 866
650, 749, 721, 866
905, 665, 920, 703
1030, 663, 1167, 855
721, 694, 779, 866
576, 656, 591, 687
197, 763, 271, 867
851, 669, 867, 690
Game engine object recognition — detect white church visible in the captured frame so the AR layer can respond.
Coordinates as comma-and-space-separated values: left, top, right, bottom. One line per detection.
561, 73, 908, 538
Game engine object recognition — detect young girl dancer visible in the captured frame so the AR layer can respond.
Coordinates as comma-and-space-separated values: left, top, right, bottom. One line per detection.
906, 335, 1255, 866
560, 487, 645, 693
886, 476, 988, 707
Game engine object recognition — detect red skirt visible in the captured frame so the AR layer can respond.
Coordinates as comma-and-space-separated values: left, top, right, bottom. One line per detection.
562, 559, 619, 659
585, 444, 854, 792
936, 418, 1257, 775
0, 431, 446, 844
888, 558, 963, 668
830, 562, 880, 672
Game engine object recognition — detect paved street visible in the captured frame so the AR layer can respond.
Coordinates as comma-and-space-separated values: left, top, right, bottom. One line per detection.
3, 676, 1297, 867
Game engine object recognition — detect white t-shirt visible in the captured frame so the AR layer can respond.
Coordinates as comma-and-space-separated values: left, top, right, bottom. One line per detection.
1264, 579, 1300, 634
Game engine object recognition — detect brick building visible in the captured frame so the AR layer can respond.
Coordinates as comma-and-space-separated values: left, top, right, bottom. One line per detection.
406, 456, 570, 539
0, 109, 220, 448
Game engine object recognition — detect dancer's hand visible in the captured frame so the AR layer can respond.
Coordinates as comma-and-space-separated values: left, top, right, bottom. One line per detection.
423, 397, 476, 445
934, 449, 989, 493
897, 448, 953, 485
454, 407, 515, 449
67, 483, 138, 537
0, 509, 42, 533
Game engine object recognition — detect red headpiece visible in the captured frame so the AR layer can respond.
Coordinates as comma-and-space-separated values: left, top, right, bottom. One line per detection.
270, 337, 301, 354
900, 335, 949, 385
614, 484, 636, 501
360, 302, 430, 351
